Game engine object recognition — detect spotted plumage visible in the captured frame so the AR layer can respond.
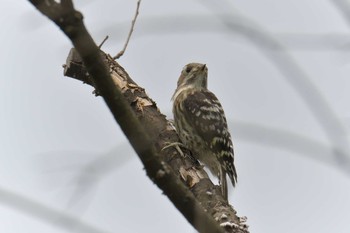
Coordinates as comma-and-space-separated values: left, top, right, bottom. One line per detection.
172, 63, 237, 200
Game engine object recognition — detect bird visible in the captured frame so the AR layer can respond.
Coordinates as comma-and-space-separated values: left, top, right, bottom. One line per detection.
171, 62, 237, 201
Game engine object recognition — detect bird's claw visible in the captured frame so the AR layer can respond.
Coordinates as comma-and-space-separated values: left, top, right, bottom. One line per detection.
161, 142, 186, 157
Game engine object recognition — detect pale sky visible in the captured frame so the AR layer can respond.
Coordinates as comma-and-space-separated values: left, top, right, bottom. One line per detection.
1, 0, 350, 232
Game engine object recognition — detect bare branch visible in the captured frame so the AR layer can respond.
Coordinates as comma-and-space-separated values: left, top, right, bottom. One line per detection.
114, 0, 141, 59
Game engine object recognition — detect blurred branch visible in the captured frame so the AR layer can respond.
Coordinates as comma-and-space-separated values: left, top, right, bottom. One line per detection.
32, 120, 339, 219
28, 1, 248, 232
332, 0, 350, 28
0, 186, 110, 233
232, 121, 334, 164
331, 1, 350, 52
199, 0, 350, 174
66, 144, 131, 208
100, 16, 350, 51
67, 121, 336, 209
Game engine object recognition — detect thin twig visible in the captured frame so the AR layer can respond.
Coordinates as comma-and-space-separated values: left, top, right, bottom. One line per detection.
113, 0, 141, 59
99, 35, 109, 48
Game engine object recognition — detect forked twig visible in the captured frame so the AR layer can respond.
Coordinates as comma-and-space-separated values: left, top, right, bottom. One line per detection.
114, 0, 141, 59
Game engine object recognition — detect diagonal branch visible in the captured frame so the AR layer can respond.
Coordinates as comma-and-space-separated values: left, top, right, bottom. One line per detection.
28, 1, 248, 233
0, 186, 110, 233
63, 48, 248, 233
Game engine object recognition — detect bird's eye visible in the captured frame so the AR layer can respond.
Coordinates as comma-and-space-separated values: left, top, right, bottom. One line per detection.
185, 66, 192, 73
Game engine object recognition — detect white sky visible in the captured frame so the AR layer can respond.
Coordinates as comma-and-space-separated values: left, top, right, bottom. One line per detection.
1, 0, 350, 233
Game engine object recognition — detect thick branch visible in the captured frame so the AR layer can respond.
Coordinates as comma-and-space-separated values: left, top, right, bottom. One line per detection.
64, 48, 248, 233
28, 1, 248, 232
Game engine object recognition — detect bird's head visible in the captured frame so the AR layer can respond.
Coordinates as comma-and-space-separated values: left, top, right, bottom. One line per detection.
177, 63, 208, 90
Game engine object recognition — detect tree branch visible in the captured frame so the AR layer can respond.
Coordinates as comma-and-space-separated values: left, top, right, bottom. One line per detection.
114, 0, 141, 59
28, 1, 248, 232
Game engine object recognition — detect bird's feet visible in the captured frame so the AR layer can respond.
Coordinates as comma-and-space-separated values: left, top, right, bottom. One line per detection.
161, 142, 186, 157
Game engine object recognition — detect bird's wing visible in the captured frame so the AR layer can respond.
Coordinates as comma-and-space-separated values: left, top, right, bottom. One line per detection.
182, 90, 237, 183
